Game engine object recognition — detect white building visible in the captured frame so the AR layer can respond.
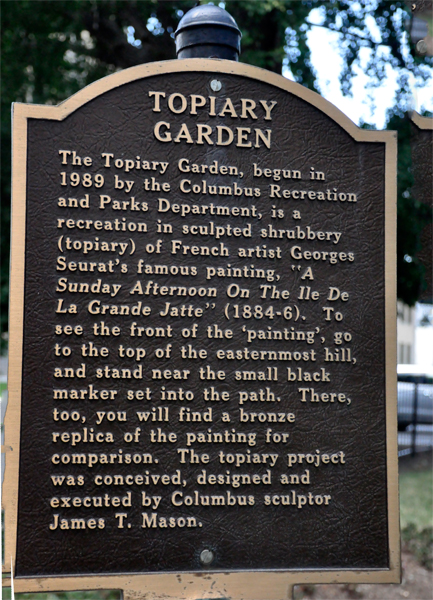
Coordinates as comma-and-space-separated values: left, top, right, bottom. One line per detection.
397, 301, 433, 366
397, 300, 416, 364
414, 303, 433, 366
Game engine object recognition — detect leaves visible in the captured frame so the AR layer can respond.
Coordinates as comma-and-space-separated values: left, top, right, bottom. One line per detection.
387, 113, 433, 306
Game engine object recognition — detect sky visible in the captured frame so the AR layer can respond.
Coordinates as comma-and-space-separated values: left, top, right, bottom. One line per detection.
284, 6, 433, 129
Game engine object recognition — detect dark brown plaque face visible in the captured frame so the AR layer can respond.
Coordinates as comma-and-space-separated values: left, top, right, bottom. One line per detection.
5, 61, 399, 590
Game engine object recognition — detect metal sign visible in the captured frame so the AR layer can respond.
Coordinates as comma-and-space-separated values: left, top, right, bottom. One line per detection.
3, 60, 399, 597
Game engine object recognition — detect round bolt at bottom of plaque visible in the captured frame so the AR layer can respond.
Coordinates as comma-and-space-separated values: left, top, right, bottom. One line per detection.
200, 549, 214, 566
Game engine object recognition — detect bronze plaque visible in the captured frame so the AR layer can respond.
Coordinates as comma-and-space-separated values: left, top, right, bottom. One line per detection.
4, 61, 399, 594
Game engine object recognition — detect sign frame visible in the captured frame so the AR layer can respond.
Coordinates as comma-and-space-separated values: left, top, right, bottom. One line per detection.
3, 59, 399, 597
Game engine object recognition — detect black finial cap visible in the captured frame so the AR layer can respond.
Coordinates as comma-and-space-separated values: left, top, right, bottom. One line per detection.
175, 4, 241, 60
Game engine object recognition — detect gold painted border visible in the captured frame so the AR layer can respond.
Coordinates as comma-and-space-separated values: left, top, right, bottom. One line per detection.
410, 111, 433, 129
3, 58, 400, 596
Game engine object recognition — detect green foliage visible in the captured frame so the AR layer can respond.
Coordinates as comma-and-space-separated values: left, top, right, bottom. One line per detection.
399, 466, 433, 569
388, 114, 433, 305
228, 1, 313, 76
399, 467, 433, 530
1, 1, 432, 347
402, 524, 433, 570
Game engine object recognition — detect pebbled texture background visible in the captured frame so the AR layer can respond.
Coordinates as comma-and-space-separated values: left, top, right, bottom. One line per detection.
16, 71, 389, 577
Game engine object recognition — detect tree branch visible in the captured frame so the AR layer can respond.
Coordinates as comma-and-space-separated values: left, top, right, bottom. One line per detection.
306, 19, 381, 46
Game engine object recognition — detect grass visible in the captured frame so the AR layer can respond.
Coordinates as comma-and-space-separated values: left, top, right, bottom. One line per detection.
399, 466, 433, 569
402, 524, 433, 569
399, 468, 433, 530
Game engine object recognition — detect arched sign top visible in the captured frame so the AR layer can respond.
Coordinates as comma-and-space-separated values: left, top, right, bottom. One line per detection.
14, 58, 393, 145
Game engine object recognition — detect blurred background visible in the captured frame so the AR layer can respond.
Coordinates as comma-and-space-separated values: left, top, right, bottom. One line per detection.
1, 1, 432, 598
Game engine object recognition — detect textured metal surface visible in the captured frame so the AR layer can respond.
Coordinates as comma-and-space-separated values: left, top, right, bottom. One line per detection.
9, 66, 395, 581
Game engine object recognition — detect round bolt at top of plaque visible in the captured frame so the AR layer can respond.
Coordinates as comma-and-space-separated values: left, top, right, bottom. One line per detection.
175, 4, 241, 60
416, 39, 428, 54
